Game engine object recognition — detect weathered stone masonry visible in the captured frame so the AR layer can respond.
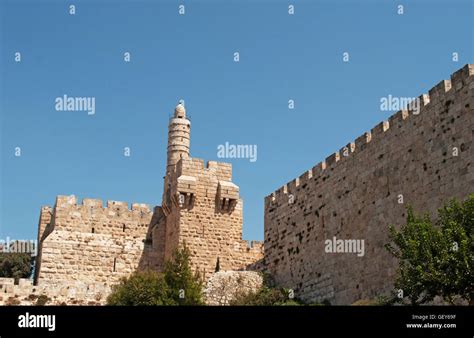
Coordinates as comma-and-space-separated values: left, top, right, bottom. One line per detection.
264, 65, 474, 305
34, 195, 152, 288
13, 67, 471, 306
26, 101, 263, 305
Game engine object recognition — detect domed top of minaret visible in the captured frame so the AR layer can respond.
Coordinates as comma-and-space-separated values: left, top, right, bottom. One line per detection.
174, 100, 186, 118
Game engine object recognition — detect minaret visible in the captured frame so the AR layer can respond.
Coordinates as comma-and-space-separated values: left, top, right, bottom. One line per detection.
163, 100, 191, 201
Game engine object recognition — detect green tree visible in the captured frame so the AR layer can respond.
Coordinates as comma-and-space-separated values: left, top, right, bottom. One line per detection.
436, 196, 473, 303
163, 244, 204, 305
0, 252, 33, 281
385, 195, 473, 305
107, 270, 172, 306
107, 245, 204, 306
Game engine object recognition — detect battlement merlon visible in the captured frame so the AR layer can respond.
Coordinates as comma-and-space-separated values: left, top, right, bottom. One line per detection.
246, 240, 264, 250
207, 161, 233, 181
37, 206, 53, 242
265, 64, 474, 203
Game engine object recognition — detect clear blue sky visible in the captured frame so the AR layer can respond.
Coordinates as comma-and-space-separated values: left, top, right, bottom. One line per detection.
0, 0, 472, 241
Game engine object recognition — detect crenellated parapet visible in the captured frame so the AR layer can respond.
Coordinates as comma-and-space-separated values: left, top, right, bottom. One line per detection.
243, 240, 264, 252
40, 195, 153, 238
54, 195, 152, 213
266, 64, 474, 206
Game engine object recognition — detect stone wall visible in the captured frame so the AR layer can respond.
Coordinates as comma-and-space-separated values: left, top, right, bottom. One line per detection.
35, 195, 152, 287
0, 278, 110, 305
204, 271, 263, 305
158, 157, 264, 280
34, 206, 53, 284
140, 206, 166, 272
264, 65, 474, 305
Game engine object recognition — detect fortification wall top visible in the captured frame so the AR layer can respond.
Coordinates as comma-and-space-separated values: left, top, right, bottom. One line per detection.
48, 195, 152, 237
244, 240, 264, 250
175, 157, 233, 182
266, 64, 473, 203
54, 195, 152, 213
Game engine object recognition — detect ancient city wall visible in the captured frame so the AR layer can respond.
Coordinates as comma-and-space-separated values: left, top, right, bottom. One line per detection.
35, 195, 152, 287
0, 277, 110, 305
264, 65, 474, 305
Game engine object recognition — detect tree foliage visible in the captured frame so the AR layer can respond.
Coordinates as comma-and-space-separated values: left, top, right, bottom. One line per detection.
385, 195, 473, 305
106, 270, 172, 306
107, 245, 203, 306
163, 244, 204, 305
0, 252, 33, 280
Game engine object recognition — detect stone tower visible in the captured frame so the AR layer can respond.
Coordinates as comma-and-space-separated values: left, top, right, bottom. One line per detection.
163, 101, 191, 198
145, 101, 264, 279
